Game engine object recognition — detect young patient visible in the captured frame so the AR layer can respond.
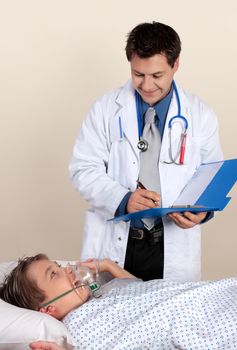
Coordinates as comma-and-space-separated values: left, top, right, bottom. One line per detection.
0, 254, 135, 320
1, 254, 237, 350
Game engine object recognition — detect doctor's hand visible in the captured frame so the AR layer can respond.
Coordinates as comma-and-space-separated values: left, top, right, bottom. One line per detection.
168, 211, 207, 229
126, 189, 160, 213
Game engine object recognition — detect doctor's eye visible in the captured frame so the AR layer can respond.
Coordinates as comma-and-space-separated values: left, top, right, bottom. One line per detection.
134, 72, 144, 77
153, 74, 163, 79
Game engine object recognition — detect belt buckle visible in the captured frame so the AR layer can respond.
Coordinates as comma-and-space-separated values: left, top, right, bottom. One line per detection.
131, 228, 144, 240
147, 224, 163, 245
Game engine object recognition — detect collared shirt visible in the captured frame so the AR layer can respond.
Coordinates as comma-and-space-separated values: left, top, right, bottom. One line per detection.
115, 85, 173, 227
136, 84, 173, 138
115, 83, 214, 226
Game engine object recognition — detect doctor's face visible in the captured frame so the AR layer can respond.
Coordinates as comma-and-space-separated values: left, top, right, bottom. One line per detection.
130, 53, 179, 105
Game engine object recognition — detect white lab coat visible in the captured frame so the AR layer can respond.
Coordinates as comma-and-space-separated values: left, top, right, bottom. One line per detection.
69, 80, 223, 281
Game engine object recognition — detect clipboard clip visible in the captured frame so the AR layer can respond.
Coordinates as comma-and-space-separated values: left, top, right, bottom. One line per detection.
170, 205, 205, 208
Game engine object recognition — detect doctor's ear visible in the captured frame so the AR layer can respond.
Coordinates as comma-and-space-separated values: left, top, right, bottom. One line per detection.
39, 304, 56, 316
173, 57, 180, 71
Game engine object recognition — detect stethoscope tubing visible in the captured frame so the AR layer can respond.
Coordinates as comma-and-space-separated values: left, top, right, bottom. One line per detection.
136, 80, 189, 164
136, 80, 188, 137
135, 91, 143, 140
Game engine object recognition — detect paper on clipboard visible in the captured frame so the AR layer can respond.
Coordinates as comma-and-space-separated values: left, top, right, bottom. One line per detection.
172, 161, 222, 206
110, 158, 237, 223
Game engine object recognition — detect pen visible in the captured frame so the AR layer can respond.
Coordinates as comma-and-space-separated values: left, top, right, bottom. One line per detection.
136, 180, 147, 190
170, 205, 205, 208
118, 116, 123, 139
136, 180, 160, 206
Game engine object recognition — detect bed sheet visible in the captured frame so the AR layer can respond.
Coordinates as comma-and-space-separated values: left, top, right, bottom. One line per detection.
63, 277, 237, 349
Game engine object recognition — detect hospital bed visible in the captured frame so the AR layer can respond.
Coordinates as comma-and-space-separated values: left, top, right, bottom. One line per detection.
1, 260, 237, 350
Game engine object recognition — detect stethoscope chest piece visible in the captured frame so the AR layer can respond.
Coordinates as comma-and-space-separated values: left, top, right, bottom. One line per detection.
137, 139, 148, 152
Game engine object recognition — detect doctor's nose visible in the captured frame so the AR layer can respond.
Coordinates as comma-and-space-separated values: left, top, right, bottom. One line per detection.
140, 76, 155, 91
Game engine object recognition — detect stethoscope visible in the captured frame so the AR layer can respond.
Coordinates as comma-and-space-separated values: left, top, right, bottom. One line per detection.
136, 81, 189, 165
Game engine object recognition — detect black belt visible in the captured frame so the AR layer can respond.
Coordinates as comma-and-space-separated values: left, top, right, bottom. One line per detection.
129, 222, 163, 245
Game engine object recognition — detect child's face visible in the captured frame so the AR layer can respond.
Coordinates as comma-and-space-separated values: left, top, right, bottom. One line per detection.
27, 259, 90, 319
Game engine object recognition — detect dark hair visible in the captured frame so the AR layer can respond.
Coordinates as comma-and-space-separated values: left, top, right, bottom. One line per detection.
0, 254, 49, 310
125, 21, 181, 67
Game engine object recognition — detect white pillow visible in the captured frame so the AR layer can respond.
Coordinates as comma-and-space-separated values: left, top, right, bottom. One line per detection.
0, 261, 17, 284
0, 261, 75, 350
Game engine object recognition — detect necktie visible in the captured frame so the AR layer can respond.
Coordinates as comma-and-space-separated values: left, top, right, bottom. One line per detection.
139, 107, 161, 193
139, 107, 161, 229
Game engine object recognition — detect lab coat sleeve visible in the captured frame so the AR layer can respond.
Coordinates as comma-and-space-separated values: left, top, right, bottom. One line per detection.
115, 192, 132, 217
69, 99, 129, 220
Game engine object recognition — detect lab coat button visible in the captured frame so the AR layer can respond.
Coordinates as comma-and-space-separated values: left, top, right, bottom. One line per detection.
118, 237, 122, 241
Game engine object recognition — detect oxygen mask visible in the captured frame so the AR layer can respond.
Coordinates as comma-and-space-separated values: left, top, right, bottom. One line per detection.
69, 262, 101, 298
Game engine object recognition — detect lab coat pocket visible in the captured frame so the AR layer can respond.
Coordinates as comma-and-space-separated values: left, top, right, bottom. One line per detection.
178, 135, 202, 188
81, 209, 117, 261
109, 115, 123, 143
160, 135, 202, 205
177, 136, 202, 186
184, 136, 201, 170
81, 210, 106, 259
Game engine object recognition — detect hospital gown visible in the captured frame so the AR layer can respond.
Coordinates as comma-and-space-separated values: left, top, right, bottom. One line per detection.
63, 277, 237, 349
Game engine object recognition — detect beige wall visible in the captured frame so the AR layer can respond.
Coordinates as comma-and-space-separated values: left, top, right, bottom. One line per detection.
0, 0, 236, 279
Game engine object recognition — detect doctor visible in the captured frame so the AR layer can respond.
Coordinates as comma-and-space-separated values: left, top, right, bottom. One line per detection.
69, 21, 223, 281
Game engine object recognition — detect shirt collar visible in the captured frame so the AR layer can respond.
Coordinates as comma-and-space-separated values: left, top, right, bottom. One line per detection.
139, 83, 174, 122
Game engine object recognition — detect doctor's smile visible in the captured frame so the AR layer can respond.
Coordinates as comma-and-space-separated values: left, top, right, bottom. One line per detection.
139, 89, 159, 97
131, 53, 179, 105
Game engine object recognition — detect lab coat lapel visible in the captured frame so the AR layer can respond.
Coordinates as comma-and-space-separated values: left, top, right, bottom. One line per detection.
115, 81, 140, 160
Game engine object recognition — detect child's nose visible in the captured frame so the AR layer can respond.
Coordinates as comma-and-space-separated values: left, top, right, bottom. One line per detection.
64, 266, 73, 276
65, 266, 77, 285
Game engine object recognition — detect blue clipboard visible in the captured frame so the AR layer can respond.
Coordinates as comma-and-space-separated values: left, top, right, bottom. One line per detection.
110, 158, 237, 223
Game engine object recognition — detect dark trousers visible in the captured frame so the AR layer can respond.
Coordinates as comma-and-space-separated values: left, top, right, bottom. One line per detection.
124, 226, 164, 281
